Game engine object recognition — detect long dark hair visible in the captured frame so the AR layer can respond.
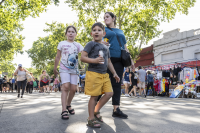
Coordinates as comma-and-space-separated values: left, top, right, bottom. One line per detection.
105, 12, 117, 26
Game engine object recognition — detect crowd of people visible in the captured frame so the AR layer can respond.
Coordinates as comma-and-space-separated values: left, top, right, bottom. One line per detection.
122, 66, 155, 98
0, 68, 62, 97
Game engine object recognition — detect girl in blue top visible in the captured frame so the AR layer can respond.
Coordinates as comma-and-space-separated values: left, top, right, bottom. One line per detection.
123, 68, 130, 97
99, 12, 134, 119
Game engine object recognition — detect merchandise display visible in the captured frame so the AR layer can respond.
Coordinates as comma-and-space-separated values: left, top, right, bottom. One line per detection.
144, 61, 200, 98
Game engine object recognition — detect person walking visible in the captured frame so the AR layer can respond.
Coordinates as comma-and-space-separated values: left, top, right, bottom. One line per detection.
137, 66, 147, 97
26, 73, 35, 94
2, 76, 8, 93
129, 68, 138, 97
81, 22, 120, 128
0, 75, 2, 93
14, 64, 30, 98
54, 25, 84, 120
123, 68, 130, 97
49, 75, 55, 93
146, 71, 155, 97
100, 12, 134, 118
39, 70, 50, 94
54, 76, 60, 92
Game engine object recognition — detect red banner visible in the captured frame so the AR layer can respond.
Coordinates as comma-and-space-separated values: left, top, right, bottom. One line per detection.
144, 60, 200, 70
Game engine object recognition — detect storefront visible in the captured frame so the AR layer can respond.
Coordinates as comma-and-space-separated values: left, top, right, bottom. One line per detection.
148, 28, 200, 98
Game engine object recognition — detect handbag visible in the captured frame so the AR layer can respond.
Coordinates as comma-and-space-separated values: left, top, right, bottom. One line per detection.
107, 27, 132, 67
26, 72, 33, 82
33, 81, 37, 87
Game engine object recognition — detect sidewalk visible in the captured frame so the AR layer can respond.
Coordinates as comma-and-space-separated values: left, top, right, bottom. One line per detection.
0, 92, 200, 133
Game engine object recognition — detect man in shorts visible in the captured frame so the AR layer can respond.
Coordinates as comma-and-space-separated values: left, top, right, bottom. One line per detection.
137, 66, 147, 97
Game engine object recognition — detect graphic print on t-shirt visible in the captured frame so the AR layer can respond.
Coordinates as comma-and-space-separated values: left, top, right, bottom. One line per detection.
88, 43, 108, 68
57, 41, 84, 74
61, 44, 78, 69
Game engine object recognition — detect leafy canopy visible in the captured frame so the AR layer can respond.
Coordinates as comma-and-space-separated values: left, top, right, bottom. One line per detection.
66, 0, 196, 60
0, 0, 60, 61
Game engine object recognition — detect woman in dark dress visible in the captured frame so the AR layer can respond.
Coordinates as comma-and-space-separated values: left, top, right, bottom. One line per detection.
129, 68, 138, 97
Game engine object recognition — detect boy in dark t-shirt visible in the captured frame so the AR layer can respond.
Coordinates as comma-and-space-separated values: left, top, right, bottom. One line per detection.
81, 22, 120, 128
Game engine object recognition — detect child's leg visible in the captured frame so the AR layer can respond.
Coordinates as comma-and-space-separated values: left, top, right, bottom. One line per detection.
61, 83, 70, 119
95, 92, 113, 112
66, 74, 78, 113
88, 96, 99, 120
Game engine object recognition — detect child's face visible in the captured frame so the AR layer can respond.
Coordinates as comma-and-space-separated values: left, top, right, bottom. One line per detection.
66, 27, 77, 41
91, 26, 105, 42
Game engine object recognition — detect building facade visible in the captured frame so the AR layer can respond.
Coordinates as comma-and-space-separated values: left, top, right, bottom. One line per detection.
153, 28, 200, 66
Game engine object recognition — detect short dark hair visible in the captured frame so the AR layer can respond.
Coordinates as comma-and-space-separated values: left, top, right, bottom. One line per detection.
105, 12, 117, 26
92, 22, 105, 31
65, 25, 77, 35
42, 70, 46, 74
138, 66, 142, 69
147, 71, 151, 74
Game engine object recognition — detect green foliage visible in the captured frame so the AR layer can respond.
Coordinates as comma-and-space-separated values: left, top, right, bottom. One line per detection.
65, 0, 196, 61
25, 67, 41, 79
0, 60, 17, 77
27, 22, 86, 74
0, 24, 24, 62
0, 0, 60, 61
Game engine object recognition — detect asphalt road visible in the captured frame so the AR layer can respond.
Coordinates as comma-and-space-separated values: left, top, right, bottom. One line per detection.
0, 92, 200, 133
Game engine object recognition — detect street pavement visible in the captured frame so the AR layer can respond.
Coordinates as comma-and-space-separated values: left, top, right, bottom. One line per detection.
0, 92, 200, 133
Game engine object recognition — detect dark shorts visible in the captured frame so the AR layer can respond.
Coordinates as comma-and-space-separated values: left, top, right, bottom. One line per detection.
2, 83, 7, 87
41, 82, 49, 87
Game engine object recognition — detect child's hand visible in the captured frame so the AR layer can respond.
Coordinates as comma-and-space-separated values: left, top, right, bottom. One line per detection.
94, 56, 104, 64
113, 73, 120, 83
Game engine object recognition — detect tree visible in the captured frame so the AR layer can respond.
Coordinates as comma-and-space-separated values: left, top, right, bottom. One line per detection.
0, 24, 24, 62
27, 22, 86, 74
25, 67, 41, 79
66, 0, 196, 62
0, 60, 16, 77
0, 0, 60, 61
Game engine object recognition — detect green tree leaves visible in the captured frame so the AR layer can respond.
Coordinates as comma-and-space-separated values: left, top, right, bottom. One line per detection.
0, 0, 59, 62
66, 0, 196, 61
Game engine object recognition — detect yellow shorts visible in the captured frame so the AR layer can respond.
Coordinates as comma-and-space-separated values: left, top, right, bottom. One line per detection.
85, 71, 113, 96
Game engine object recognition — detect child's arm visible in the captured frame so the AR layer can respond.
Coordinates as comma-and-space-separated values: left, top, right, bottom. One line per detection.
81, 51, 104, 64
54, 50, 61, 77
107, 58, 120, 83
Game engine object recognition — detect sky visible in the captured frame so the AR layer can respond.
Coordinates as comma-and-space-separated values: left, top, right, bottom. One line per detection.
12, 0, 200, 68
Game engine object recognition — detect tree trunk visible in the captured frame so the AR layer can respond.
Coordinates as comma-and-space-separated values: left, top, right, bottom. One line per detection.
0, 0, 5, 5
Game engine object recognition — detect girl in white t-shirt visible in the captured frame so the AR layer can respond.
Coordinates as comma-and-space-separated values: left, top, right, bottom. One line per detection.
54, 26, 84, 120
